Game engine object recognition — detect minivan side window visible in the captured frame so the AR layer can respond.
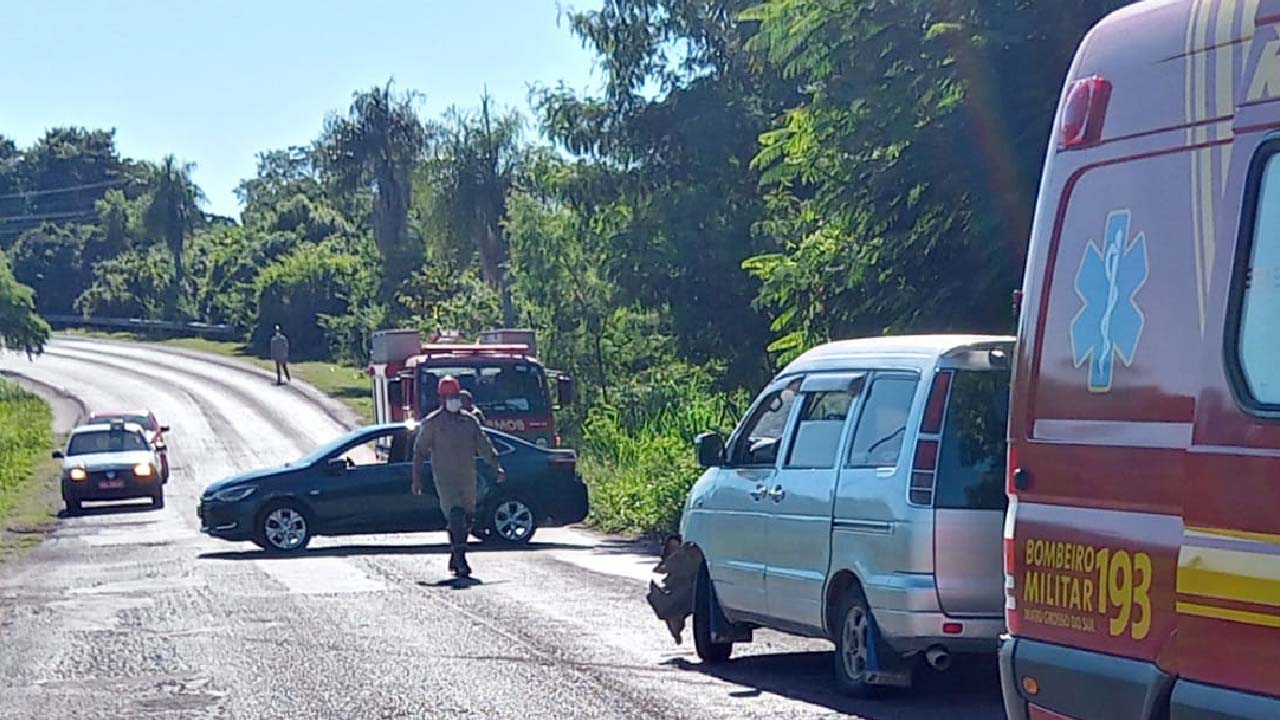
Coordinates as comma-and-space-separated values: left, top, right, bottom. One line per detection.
729, 379, 801, 466
847, 376, 917, 467
785, 389, 857, 468
1233, 152, 1280, 408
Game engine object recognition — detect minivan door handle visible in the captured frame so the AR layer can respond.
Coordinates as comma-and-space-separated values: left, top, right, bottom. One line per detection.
768, 485, 786, 502
749, 484, 768, 501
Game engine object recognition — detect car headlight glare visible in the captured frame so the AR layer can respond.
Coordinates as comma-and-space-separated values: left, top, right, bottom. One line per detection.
213, 486, 256, 502
69, 468, 87, 481
133, 463, 154, 478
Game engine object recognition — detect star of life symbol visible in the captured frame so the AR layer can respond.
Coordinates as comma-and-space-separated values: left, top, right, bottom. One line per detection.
1070, 210, 1149, 393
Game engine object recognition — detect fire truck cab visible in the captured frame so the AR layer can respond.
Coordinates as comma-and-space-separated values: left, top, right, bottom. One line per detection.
369, 328, 573, 448
1003, 2, 1280, 718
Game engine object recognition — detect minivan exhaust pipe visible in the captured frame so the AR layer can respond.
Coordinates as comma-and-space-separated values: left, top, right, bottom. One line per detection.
925, 646, 951, 672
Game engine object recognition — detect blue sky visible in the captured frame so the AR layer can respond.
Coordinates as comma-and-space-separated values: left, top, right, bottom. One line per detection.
0, 1, 602, 218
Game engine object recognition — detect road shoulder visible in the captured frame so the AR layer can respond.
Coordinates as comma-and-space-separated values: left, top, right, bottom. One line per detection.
0, 373, 84, 564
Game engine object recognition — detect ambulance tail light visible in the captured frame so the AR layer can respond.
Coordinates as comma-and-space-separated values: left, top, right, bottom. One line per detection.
1004, 495, 1021, 634
1007, 444, 1019, 496
1059, 75, 1111, 149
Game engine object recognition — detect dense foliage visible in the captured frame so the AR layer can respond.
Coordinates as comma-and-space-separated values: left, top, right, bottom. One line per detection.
1, 1, 1127, 532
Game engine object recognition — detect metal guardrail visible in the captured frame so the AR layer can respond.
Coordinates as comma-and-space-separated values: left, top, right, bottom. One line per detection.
43, 314, 238, 339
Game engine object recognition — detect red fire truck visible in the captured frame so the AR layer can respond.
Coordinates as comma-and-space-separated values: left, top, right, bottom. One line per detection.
369, 328, 574, 447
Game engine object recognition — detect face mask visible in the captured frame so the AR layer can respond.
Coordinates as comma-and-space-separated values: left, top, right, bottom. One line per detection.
444, 398, 462, 413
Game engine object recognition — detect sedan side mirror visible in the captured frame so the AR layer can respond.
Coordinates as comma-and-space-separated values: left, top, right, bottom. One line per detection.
51, 450, 64, 459
694, 431, 725, 468
160, 425, 171, 433
326, 458, 348, 476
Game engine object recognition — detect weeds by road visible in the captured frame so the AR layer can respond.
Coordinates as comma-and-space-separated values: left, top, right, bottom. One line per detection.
581, 389, 745, 536
0, 379, 57, 561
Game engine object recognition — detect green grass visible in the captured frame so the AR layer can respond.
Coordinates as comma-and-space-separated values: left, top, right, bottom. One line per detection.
66, 330, 373, 423
0, 380, 58, 562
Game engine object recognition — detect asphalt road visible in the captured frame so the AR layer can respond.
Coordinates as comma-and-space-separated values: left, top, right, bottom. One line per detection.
0, 337, 1005, 719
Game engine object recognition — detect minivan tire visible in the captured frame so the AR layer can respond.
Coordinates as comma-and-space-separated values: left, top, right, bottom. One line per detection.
693, 566, 733, 663
832, 586, 889, 697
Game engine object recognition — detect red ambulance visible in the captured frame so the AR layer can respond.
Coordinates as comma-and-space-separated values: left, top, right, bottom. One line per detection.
1003, 1, 1280, 718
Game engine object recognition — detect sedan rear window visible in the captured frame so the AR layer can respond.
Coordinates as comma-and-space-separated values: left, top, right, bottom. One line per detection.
933, 370, 1010, 511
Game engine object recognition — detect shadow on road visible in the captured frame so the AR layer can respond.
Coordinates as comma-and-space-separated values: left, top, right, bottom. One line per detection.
415, 577, 495, 591
669, 651, 1004, 719
197, 540, 582, 561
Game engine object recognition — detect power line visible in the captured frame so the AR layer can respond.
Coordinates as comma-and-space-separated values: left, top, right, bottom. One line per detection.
0, 210, 100, 224
0, 177, 133, 202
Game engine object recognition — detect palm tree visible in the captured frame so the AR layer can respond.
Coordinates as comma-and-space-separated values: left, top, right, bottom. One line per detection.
317, 81, 429, 301
431, 93, 526, 325
143, 155, 205, 317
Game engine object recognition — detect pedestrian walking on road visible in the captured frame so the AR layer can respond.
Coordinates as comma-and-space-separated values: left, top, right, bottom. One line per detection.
270, 325, 291, 385
411, 376, 505, 578
460, 389, 486, 425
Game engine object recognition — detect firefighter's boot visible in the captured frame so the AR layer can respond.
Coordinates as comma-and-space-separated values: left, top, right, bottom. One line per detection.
447, 508, 471, 578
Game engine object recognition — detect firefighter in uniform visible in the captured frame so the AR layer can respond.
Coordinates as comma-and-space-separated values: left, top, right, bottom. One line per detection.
459, 390, 486, 425
411, 376, 505, 577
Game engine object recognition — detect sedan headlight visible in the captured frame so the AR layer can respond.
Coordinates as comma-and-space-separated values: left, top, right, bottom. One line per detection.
134, 463, 154, 478
69, 468, 87, 482
212, 486, 256, 502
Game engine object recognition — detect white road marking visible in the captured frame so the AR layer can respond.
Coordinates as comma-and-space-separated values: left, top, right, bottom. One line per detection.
253, 557, 385, 594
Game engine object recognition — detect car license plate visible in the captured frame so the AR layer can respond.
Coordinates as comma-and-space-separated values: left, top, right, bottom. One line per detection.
99, 479, 125, 490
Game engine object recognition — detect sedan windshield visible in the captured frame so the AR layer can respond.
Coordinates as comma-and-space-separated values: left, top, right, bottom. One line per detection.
67, 430, 150, 456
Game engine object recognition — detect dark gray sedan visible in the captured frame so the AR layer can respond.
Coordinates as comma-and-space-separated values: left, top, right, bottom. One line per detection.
198, 423, 589, 553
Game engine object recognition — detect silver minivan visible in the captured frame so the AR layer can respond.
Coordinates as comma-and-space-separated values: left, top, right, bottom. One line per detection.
680, 335, 1012, 695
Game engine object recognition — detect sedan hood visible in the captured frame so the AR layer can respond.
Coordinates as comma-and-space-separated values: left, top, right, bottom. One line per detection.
63, 450, 156, 470
202, 464, 296, 496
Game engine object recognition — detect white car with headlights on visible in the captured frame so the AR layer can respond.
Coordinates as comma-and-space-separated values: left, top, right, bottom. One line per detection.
54, 421, 165, 514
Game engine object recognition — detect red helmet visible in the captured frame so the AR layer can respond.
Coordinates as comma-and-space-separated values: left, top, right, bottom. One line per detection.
437, 375, 462, 397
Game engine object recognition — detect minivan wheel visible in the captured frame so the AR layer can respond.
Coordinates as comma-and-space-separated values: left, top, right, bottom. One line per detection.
693, 566, 733, 663
833, 587, 888, 697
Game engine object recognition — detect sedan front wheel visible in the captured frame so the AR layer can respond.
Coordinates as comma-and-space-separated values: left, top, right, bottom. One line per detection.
255, 501, 312, 554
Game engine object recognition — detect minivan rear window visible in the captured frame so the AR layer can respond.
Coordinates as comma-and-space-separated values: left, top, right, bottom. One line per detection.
934, 370, 1010, 511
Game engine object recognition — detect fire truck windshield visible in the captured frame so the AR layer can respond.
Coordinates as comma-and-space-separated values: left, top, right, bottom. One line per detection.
419, 362, 550, 417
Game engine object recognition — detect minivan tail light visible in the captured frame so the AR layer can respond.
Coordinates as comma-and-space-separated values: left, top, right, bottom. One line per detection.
913, 439, 939, 472
921, 371, 952, 434
1059, 75, 1111, 149
910, 439, 940, 506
